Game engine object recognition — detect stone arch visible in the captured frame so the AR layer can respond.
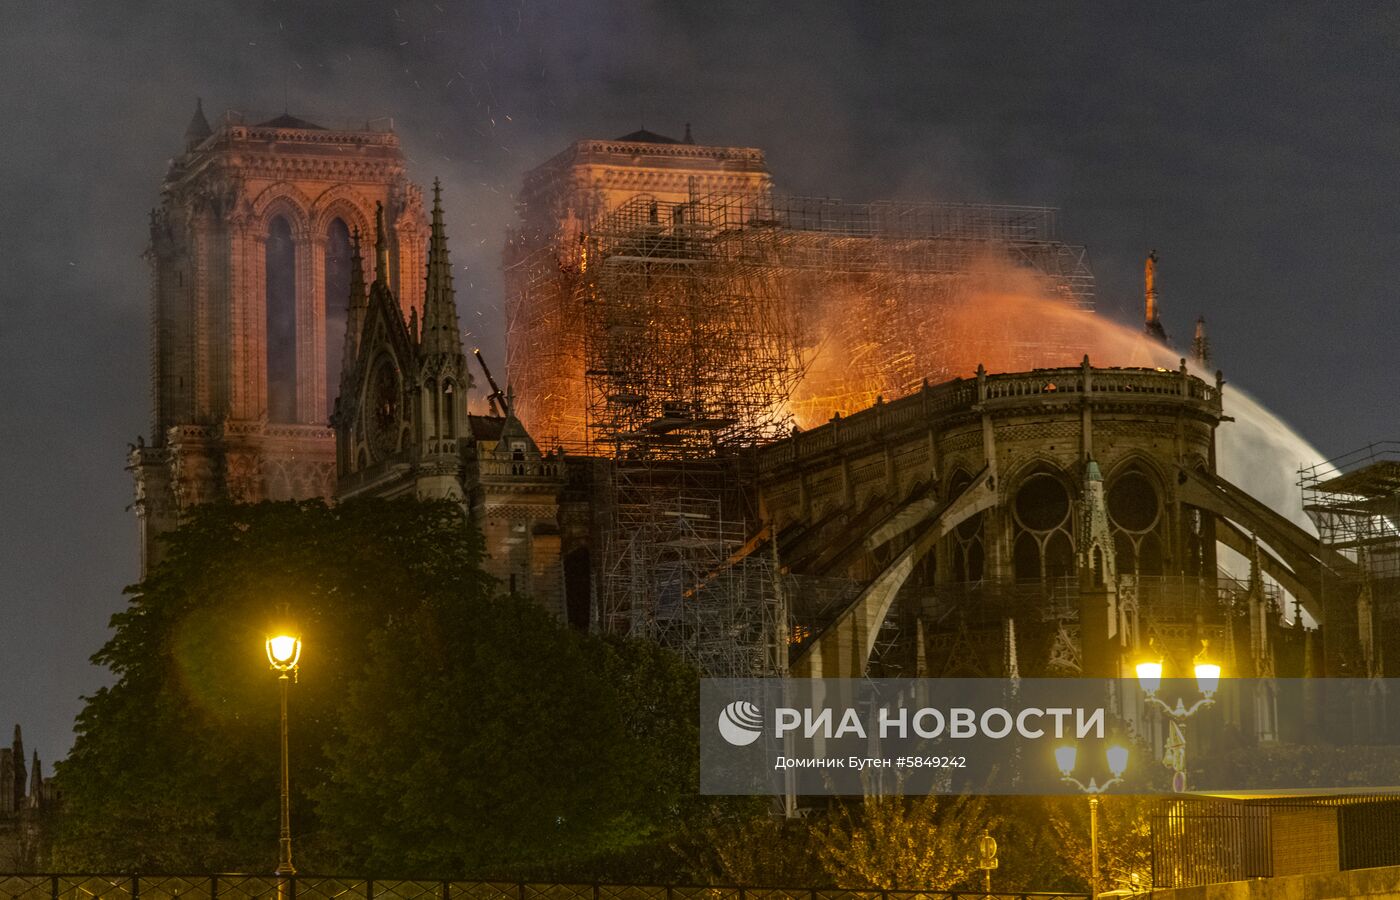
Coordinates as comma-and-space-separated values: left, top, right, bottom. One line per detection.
310, 185, 374, 241
321, 216, 357, 421
249, 185, 318, 423
250, 183, 315, 238
1103, 455, 1171, 577
1006, 461, 1077, 583
441, 377, 457, 439
264, 214, 299, 423
943, 466, 987, 583
1103, 452, 1172, 491
793, 465, 998, 678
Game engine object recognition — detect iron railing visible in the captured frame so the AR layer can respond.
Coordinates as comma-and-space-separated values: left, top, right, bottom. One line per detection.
0, 876, 1089, 900
1150, 799, 1272, 888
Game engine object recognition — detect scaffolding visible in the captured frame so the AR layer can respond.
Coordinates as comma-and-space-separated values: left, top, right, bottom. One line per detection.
503, 227, 588, 449
508, 191, 1097, 672
602, 460, 789, 676
507, 193, 1095, 452
579, 194, 806, 459
1301, 443, 1400, 587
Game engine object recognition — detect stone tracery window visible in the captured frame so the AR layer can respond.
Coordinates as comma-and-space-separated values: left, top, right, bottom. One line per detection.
324, 218, 352, 419
1011, 469, 1075, 582
1107, 465, 1165, 576
266, 215, 297, 423
443, 379, 456, 438
946, 469, 984, 582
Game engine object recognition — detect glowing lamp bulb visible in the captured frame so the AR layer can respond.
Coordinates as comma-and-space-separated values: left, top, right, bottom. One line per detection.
1195, 662, 1221, 697
1055, 744, 1078, 776
1106, 745, 1129, 778
266, 634, 301, 669
1136, 661, 1163, 696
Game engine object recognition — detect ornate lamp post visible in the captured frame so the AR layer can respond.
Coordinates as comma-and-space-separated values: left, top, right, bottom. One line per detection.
265, 631, 302, 879
1056, 743, 1129, 900
1135, 644, 1220, 793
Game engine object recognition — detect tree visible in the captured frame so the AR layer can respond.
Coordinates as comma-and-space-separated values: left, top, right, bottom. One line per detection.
809, 789, 991, 890
52, 499, 701, 878
312, 598, 701, 877
55, 499, 483, 871
1046, 795, 1155, 892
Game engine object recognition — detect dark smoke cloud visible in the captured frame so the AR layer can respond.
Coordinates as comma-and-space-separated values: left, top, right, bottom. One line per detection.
2, 0, 1399, 760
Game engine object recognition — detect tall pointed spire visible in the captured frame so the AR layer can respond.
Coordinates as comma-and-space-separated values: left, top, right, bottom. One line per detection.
420, 178, 463, 357
11, 726, 24, 804
1191, 315, 1212, 368
374, 201, 390, 285
184, 98, 212, 152
340, 227, 369, 387
28, 752, 41, 807
1144, 250, 1167, 342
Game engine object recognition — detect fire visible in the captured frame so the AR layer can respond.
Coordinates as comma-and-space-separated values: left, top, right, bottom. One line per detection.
790, 255, 1178, 428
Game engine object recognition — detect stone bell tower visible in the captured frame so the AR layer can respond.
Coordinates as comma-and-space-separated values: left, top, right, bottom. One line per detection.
129, 100, 427, 572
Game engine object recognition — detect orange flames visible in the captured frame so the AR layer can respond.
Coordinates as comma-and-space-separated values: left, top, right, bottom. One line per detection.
790, 256, 1178, 428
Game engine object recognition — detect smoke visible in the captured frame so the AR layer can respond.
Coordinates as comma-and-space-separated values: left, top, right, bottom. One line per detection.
6, 0, 1378, 762
792, 255, 1322, 532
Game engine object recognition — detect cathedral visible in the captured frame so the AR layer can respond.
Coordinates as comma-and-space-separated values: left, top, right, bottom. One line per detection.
130, 104, 570, 615
129, 102, 426, 572
129, 106, 784, 622
129, 103, 1394, 694
121, 100, 1400, 891
331, 187, 565, 613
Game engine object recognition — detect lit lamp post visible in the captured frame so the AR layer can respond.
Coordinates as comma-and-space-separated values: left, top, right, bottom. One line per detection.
976, 827, 998, 895
266, 631, 302, 879
1135, 646, 1220, 793
1056, 743, 1129, 900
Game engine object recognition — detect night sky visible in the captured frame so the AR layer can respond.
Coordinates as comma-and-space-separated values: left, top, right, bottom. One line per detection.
3, 2, 1397, 762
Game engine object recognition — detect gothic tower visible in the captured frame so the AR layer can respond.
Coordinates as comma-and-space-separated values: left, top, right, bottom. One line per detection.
334, 184, 471, 497
129, 102, 427, 571
503, 127, 773, 447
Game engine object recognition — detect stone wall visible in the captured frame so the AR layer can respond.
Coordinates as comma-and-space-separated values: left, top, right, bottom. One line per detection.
1152, 863, 1400, 899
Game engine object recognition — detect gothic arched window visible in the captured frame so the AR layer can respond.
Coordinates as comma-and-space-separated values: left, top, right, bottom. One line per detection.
946, 469, 985, 583
266, 215, 297, 423
324, 218, 352, 419
1011, 469, 1075, 583
443, 379, 456, 439
1108, 466, 1166, 576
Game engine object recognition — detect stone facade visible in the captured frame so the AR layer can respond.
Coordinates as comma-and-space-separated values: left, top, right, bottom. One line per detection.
333, 185, 566, 617
751, 360, 1354, 690
129, 104, 425, 572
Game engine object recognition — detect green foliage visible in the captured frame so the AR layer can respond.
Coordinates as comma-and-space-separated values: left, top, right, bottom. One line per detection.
51, 496, 1157, 889
1045, 795, 1155, 892
809, 792, 990, 890
675, 799, 828, 887
52, 499, 699, 878
313, 603, 699, 877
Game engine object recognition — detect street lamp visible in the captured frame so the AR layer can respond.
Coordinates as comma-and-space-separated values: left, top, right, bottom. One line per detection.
266, 630, 302, 878
1057, 743, 1129, 900
1135, 643, 1220, 793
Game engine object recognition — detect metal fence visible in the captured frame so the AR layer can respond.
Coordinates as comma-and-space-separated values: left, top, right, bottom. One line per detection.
1151, 799, 1272, 889
0, 876, 1088, 900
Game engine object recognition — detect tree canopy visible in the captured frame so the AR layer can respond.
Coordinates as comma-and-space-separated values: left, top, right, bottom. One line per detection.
53, 499, 698, 877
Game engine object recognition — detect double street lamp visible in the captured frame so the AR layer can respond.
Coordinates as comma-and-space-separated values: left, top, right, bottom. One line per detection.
1056, 743, 1129, 900
265, 631, 302, 879
1135, 646, 1220, 793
